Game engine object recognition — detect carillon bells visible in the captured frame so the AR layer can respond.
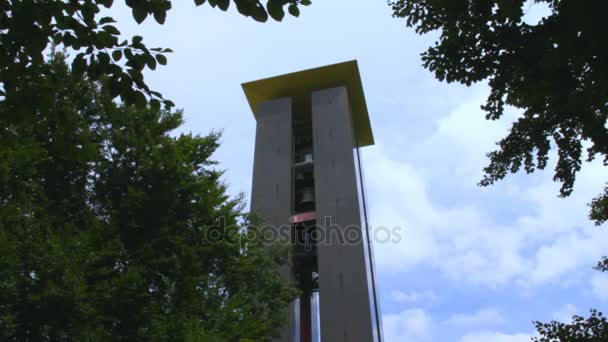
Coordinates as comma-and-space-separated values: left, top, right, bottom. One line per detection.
300, 187, 315, 204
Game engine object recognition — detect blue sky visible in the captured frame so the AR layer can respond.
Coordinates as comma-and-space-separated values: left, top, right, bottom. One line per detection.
107, 1, 607, 341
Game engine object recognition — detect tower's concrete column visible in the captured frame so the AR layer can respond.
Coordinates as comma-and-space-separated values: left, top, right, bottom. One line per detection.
250, 97, 296, 342
312, 86, 377, 342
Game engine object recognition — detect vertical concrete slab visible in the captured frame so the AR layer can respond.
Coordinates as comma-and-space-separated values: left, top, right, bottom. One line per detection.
250, 97, 295, 342
312, 87, 376, 342
354, 145, 383, 342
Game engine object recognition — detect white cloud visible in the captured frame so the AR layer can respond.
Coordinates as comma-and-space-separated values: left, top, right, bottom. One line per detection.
366, 157, 440, 270
458, 331, 533, 342
445, 308, 505, 327
528, 230, 603, 286
391, 290, 438, 304
383, 309, 433, 341
366, 86, 608, 289
552, 304, 579, 322
368, 142, 524, 287
591, 273, 608, 301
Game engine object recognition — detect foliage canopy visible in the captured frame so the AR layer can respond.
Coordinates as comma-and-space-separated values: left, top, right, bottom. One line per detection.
0, 0, 311, 110
390, 0, 608, 224
0, 53, 297, 341
532, 257, 608, 342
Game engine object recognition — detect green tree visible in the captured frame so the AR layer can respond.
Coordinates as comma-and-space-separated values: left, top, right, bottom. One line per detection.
390, 0, 607, 339
390, 0, 607, 223
531, 258, 608, 341
532, 254, 608, 341
533, 257, 608, 342
533, 309, 608, 342
0, 0, 312, 110
0, 52, 297, 341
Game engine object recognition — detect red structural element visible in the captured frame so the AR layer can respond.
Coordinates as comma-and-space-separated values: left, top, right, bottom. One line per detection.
290, 211, 317, 224
300, 293, 312, 342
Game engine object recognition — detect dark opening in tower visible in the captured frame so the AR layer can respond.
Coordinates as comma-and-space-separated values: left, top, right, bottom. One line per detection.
291, 96, 319, 342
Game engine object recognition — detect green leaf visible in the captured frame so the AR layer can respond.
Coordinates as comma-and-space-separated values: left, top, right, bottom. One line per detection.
216, 0, 229, 11
72, 53, 87, 76
250, 5, 269, 22
163, 99, 175, 108
153, 9, 167, 24
150, 99, 161, 111
134, 90, 147, 109
156, 54, 167, 65
112, 50, 122, 61
194, 0, 206, 5
108, 76, 122, 97
97, 52, 110, 67
146, 54, 157, 70
124, 48, 134, 59
99, 16, 116, 24
267, 0, 285, 21
102, 25, 120, 35
132, 6, 148, 24
98, 0, 114, 7
288, 4, 299, 17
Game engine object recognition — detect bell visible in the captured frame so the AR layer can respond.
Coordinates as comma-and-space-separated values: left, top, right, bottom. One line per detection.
300, 187, 314, 204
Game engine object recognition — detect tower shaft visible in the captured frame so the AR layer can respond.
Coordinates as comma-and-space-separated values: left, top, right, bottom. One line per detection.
245, 61, 382, 342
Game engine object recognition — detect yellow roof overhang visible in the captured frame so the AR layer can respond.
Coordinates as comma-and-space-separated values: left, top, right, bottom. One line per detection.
241, 60, 374, 147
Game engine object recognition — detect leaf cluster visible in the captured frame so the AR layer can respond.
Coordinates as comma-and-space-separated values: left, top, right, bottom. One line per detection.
0, 0, 312, 112
195, 0, 311, 22
533, 309, 607, 341
532, 259, 607, 340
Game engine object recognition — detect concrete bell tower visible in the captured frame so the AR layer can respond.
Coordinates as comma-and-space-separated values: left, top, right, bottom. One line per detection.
242, 60, 382, 342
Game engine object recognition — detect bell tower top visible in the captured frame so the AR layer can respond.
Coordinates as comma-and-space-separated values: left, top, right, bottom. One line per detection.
241, 60, 375, 147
